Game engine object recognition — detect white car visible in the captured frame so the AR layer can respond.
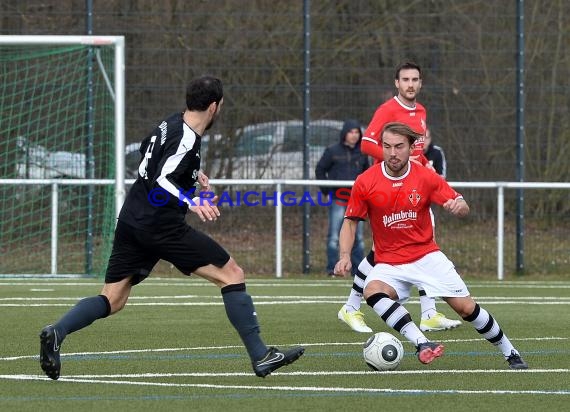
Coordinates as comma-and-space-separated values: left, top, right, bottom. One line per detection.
16, 136, 140, 180
15, 136, 87, 179
201, 119, 344, 180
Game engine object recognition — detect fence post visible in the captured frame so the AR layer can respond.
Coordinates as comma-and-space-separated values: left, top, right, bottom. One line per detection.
51, 182, 59, 275
276, 182, 283, 278
497, 184, 504, 280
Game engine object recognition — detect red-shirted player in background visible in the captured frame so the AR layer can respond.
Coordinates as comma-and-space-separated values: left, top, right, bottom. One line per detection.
337, 61, 462, 334
335, 122, 527, 369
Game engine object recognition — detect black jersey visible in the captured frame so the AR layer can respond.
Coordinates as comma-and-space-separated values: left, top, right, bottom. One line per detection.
119, 112, 202, 231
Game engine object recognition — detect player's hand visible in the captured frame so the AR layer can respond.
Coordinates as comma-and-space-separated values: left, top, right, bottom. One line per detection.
333, 256, 352, 277
189, 195, 220, 222
424, 160, 436, 172
197, 170, 211, 192
443, 198, 469, 217
409, 155, 423, 166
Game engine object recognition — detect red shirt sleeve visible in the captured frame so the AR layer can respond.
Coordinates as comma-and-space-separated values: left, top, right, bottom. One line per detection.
361, 105, 391, 161
345, 177, 368, 220
361, 138, 383, 160
428, 172, 463, 206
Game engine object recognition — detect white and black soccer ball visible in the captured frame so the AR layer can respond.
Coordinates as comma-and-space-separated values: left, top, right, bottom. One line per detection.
363, 332, 404, 371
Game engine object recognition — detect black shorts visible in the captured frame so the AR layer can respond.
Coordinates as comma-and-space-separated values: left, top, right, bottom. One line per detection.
105, 220, 230, 285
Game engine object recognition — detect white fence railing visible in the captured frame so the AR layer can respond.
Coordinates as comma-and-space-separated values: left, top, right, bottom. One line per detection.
1, 178, 569, 279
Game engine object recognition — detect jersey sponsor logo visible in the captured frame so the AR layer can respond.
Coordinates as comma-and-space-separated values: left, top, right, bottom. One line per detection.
383, 209, 417, 227
392, 182, 403, 187
408, 189, 421, 206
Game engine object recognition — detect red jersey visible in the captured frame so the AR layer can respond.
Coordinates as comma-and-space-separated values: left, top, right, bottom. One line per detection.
362, 96, 428, 165
345, 162, 463, 264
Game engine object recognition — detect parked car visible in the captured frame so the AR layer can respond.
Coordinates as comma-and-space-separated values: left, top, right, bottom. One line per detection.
15, 136, 87, 179
15, 136, 140, 180
201, 119, 345, 180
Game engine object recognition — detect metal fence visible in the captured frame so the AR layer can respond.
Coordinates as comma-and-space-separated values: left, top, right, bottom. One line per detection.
0, 178, 568, 279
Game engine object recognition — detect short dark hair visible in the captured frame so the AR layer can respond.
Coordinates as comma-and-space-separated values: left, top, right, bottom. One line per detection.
382, 122, 423, 146
394, 61, 422, 80
186, 75, 223, 111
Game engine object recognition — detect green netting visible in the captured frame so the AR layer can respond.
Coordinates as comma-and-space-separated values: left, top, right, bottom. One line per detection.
0, 44, 116, 276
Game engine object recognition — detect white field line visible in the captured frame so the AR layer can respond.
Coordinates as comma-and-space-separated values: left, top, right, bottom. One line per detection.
0, 374, 569, 395
2, 299, 570, 307
2, 280, 570, 289
1, 336, 567, 362
3, 369, 570, 378
2, 295, 570, 301
3, 278, 570, 284
36, 368, 570, 377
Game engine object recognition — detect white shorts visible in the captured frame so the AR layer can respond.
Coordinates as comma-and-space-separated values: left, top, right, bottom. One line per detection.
364, 251, 470, 303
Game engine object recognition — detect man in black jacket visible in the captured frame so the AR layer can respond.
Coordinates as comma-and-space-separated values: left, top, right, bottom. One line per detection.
423, 127, 447, 178
315, 119, 369, 279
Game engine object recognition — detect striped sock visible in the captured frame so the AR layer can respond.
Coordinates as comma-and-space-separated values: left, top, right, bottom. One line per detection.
463, 303, 518, 358
366, 292, 428, 346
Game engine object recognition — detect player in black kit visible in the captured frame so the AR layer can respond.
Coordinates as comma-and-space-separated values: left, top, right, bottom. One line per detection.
39, 75, 304, 380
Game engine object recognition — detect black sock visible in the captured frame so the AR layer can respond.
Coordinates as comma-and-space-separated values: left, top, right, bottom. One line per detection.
54, 295, 111, 342
221, 283, 267, 362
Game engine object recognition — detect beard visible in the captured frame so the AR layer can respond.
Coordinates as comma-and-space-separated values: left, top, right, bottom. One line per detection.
385, 159, 407, 176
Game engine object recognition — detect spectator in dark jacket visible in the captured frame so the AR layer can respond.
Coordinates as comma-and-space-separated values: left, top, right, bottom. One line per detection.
423, 128, 447, 178
315, 119, 369, 276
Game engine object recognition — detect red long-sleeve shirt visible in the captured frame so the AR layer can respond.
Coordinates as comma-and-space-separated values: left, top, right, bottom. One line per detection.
361, 96, 429, 166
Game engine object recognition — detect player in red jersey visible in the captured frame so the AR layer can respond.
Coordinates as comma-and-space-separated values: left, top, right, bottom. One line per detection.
361, 69, 428, 166
335, 122, 527, 369
337, 61, 461, 334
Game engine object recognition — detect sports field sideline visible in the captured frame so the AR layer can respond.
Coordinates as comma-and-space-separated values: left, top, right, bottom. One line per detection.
1, 277, 569, 411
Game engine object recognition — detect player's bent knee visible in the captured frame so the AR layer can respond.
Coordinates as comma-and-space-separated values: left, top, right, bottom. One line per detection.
445, 296, 475, 318
363, 280, 396, 300
221, 258, 245, 283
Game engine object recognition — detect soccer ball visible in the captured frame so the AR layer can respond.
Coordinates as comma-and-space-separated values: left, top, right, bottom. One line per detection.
363, 332, 404, 371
